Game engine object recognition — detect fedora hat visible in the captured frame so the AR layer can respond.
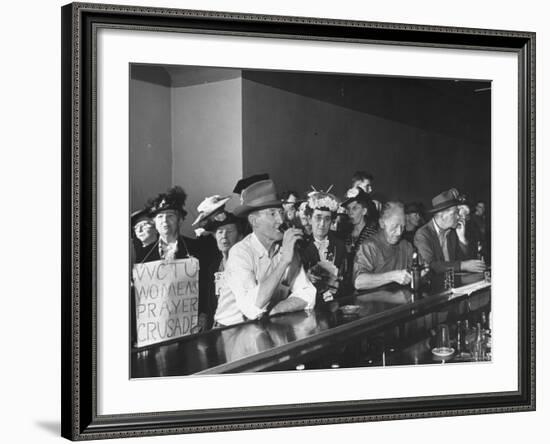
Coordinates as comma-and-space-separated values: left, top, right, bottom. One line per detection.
233, 179, 282, 217
428, 188, 461, 213
233, 173, 269, 194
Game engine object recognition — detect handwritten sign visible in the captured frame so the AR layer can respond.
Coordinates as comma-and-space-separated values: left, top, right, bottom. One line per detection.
132, 258, 199, 347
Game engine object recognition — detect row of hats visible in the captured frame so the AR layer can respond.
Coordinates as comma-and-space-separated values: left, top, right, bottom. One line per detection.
131, 174, 343, 233
130, 175, 272, 233
132, 176, 466, 229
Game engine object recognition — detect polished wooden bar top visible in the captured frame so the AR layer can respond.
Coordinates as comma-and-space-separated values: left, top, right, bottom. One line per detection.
131, 272, 490, 377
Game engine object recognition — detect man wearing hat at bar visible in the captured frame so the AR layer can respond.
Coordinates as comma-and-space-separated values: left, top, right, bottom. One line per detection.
192, 195, 244, 329
215, 178, 316, 326
414, 188, 486, 274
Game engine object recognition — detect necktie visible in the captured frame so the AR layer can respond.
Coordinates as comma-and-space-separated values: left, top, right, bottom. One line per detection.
440, 230, 450, 262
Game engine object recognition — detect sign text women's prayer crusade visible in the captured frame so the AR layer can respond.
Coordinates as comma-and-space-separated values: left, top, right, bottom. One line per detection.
132, 258, 199, 347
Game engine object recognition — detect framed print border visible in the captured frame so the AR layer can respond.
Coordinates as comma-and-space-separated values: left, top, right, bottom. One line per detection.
61, 2, 536, 440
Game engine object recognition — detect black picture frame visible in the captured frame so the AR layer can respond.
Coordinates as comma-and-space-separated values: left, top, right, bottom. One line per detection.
61, 2, 535, 440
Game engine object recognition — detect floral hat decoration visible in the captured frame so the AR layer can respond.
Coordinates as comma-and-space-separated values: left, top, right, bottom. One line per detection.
307, 191, 340, 214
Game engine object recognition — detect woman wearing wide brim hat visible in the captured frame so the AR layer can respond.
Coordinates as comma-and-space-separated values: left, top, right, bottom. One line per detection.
191, 195, 232, 228
188, 193, 248, 330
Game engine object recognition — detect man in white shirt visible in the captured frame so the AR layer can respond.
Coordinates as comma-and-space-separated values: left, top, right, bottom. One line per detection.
213, 179, 316, 326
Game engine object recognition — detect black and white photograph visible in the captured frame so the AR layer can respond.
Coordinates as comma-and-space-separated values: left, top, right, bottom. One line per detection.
2, 0, 547, 441
129, 64, 492, 377
54, 1, 538, 441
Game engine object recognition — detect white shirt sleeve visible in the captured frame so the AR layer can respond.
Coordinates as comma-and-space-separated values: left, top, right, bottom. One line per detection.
288, 265, 316, 309
225, 245, 268, 321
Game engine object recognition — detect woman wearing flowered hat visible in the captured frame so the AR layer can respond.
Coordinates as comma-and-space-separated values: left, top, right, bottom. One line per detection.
300, 191, 349, 303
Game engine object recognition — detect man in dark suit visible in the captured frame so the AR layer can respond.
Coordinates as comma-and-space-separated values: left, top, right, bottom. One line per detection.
414, 189, 486, 274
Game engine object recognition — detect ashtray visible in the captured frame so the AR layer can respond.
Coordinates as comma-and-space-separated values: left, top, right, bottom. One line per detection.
431, 347, 455, 358
340, 305, 361, 316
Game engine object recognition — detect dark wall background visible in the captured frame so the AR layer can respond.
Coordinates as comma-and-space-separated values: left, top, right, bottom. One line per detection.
242, 70, 491, 208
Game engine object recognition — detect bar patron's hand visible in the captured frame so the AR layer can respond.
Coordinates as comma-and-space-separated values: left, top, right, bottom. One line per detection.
460, 259, 487, 273
392, 269, 412, 286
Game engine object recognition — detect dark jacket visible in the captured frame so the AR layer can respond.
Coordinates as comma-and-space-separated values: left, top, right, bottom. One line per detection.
300, 232, 349, 300
413, 220, 474, 273
198, 238, 223, 328
139, 235, 199, 262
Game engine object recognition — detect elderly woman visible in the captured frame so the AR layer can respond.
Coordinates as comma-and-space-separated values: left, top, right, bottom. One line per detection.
140, 186, 198, 263
192, 195, 244, 329
130, 186, 199, 342
301, 192, 348, 302
130, 208, 158, 264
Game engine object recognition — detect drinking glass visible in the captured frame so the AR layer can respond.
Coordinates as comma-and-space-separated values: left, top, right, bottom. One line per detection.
437, 324, 450, 350
444, 268, 455, 290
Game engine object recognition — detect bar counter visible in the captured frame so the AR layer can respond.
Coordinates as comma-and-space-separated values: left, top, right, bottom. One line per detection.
131, 272, 491, 378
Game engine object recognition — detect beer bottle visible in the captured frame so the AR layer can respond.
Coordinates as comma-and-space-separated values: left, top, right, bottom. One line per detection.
411, 249, 421, 292
456, 321, 463, 354
477, 241, 484, 262
473, 323, 484, 361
